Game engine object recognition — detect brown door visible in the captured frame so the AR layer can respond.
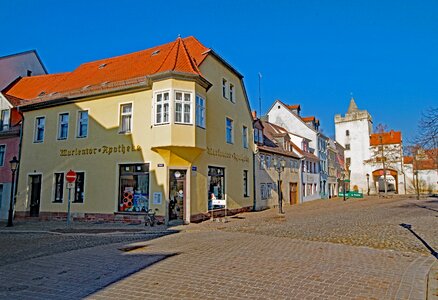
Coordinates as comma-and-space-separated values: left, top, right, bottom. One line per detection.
29, 175, 42, 217
290, 182, 298, 205
169, 170, 186, 222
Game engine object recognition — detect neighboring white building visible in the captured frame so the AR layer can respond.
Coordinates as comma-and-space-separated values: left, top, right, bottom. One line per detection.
267, 100, 328, 200
335, 98, 373, 194
403, 149, 438, 194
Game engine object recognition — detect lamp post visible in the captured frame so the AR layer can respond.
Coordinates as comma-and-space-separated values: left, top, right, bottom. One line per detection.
414, 170, 420, 200
6, 156, 19, 227
342, 172, 346, 201
273, 157, 286, 214
366, 173, 370, 196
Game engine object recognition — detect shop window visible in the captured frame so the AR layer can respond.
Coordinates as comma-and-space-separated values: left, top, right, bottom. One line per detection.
208, 166, 225, 209
242, 126, 248, 148
0, 145, 5, 166
243, 170, 249, 197
226, 117, 233, 144
260, 183, 268, 200
195, 95, 206, 128
58, 113, 69, 140
0, 109, 10, 131
53, 173, 64, 203
175, 92, 192, 124
73, 172, 85, 203
155, 92, 170, 125
34, 116, 45, 142
77, 110, 88, 138
267, 183, 273, 198
119, 103, 132, 133
119, 164, 149, 212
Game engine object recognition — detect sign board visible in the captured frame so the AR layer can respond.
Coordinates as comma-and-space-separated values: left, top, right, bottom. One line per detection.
67, 182, 74, 189
153, 192, 162, 205
157, 163, 164, 167
212, 199, 226, 206
66, 170, 77, 183
192, 166, 197, 171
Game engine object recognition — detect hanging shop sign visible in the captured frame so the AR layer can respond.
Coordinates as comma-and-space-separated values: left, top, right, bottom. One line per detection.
60, 144, 142, 157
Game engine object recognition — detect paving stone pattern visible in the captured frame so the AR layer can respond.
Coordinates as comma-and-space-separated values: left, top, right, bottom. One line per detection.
0, 196, 436, 299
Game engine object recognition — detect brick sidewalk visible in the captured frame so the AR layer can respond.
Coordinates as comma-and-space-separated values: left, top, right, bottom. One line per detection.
88, 231, 435, 300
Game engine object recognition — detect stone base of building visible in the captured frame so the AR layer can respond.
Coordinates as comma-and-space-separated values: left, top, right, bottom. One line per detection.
15, 211, 165, 224
15, 207, 253, 224
190, 206, 253, 223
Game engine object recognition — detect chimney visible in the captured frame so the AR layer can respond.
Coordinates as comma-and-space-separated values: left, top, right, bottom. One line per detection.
27, 70, 32, 77
252, 111, 257, 119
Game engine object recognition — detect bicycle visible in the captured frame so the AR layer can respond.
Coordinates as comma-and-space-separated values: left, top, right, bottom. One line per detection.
144, 208, 158, 227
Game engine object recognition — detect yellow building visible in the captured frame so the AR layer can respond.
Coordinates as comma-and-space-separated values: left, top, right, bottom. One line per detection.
6, 36, 254, 224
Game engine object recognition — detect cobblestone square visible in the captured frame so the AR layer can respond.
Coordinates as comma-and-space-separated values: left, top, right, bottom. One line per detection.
1, 195, 437, 299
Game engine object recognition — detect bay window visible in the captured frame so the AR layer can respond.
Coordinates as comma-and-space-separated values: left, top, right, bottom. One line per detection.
155, 91, 170, 125
195, 95, 206, 128
175, 92, 192, 124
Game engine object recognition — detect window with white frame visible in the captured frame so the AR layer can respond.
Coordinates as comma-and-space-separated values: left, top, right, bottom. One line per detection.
175, 92, 192, 124
0, 109, 10, 131
0, 145, 5, 166
266, 155, 271, 168
226, 117, 233, 144
119, 103, 132, 133
254, 128, 259, 143
155, 92, 170, 125
242, 126, 248, 148
34, 116, 45, 142
53, 172, 64, 203
195, 95, 206, 128
261, 183, 268, 200
58, 113, 69, 140
222, 79, 228, 99
77, 110, 88, 138
260, 154, 265, 169
229, 83, 235, 103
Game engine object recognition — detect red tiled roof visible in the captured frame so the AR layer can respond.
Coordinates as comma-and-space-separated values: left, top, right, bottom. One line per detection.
301, 116, 315, 122
3, 73, 69, 103
370, 130, 402, 146
5, 36, 210, 102
404, 148, 437, 170
286, 104, 300, 110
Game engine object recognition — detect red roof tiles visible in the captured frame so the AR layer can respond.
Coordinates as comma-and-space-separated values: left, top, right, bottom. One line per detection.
4, 36, 210, 102
370, 130, 402, 146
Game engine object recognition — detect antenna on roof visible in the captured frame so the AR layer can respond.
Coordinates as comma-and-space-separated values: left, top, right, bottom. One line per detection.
258, 72, 262, 117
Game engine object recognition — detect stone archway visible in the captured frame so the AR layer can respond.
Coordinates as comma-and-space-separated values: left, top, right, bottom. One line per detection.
372, 169, 399, 194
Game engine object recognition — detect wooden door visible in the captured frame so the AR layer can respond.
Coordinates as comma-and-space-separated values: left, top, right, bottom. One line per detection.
289, 182, 298, 205
29, 175, 42, 217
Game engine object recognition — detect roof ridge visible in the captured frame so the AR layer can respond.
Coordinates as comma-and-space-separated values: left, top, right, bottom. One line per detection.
179, 37, 202, 74
154, 38, 179, 74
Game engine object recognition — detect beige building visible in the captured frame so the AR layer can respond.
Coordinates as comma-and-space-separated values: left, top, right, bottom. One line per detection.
6, 36, 254, 224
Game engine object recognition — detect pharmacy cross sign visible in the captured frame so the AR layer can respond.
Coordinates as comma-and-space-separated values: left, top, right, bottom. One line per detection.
66, 170, 77, 183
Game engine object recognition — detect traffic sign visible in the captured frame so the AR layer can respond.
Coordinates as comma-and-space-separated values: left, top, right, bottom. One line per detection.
66, 170, 77, 183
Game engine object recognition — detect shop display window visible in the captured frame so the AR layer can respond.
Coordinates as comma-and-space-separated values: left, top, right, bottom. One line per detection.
119, 164, 149, 212
208, 166, 225, 209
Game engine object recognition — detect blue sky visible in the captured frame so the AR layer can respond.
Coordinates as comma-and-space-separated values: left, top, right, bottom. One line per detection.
2, 0, 437, 142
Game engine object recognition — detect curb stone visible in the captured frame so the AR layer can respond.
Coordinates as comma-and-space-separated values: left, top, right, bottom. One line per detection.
428, 261, 438, 300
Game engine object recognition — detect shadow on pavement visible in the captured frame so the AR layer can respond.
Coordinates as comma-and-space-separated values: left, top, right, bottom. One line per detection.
400, 223, 438, 259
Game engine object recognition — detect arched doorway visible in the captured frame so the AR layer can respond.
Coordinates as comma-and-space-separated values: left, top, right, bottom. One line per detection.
372, 169, 399, 194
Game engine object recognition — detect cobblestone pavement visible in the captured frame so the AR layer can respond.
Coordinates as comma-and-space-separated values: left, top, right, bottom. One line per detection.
0, 195, 437, 299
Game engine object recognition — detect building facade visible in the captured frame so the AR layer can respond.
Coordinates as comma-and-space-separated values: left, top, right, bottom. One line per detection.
0, 50, 47, 220
253, 117, 301, 210
335, 98, 373, 194
8, 37, 254, 224
267, 100, 326, 201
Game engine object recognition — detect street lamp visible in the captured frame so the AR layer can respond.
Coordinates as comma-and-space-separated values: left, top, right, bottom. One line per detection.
273, 157, 286, 214
342, 172, 346, 201
414, 170, 420, 200
366, 173, 370, 196
7, 156, 19, 227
